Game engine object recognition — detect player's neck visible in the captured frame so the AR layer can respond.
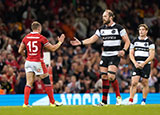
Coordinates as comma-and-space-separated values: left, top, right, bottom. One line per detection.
32, 30, 39, 33
139, 36, 147, 40
106, 21, 114, 27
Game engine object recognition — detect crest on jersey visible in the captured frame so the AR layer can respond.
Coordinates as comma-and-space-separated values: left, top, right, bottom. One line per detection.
111, 29, 116, 34
144, 42, 148, 46
135, 42, 138, 46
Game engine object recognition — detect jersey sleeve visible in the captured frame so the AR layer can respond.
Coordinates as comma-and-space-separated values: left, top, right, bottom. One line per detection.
120, 29, 127, 37
117, 24, 127, 37
130, 40, 135, 50
130, 43, 134, 50
22, 37, 26, 44
41, 36, 49, 46
149, 40, 155, 49
95, 29, 100, 37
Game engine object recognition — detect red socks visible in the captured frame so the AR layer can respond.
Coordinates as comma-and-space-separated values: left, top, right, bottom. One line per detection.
102, 79, 110, 104
24, 85, 31, 105
111, 79, 120, 97
45, 85, 55, 104
129, 98, 133, 102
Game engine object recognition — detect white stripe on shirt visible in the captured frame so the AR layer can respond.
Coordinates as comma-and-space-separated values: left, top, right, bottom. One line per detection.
102, 51, 118, 57
103, 40, 121, 46
135, 51, 149, 57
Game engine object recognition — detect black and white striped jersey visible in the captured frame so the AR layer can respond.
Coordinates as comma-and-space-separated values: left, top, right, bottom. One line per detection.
130, 37, 155, 64
95, 23, 127, 57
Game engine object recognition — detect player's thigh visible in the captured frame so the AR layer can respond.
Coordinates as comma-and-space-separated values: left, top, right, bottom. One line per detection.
26, 72, 35, 85
142, 64, 151, 79
131, 76, 140, 86
100, 66, 108, 79
107, 56, 120, 79
25, 61, 34, 73
39, 73, 49, 79
33, 61, 48, 76
141, 78, 149, 87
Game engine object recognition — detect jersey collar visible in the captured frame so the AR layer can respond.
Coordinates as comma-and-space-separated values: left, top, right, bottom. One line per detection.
31, 32, 39, 34
111, 22, 116, 27
105, 22, 116, 28
138, 36, 148, 40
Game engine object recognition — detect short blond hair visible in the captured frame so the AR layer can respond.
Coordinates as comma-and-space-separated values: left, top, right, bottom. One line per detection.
105, 9, 115, 18
31, 21, 41, 30
138, 24, 148, 31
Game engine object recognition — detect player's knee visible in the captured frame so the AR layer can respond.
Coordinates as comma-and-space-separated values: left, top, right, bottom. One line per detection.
42, 76, 51, 85
108, 76, 116, 81
131, 82, 138, 87
26, 81, 33, 87
142, 81, 148, 87
26, 78, 34, 86
101, 72, 108, 79
108, 71, 116, 81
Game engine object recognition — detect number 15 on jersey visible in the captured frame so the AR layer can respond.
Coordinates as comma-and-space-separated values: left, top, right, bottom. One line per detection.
27, 41, 38, 52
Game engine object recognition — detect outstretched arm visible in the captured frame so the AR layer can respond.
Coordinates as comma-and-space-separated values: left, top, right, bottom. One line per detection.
44, 34, 65, 52
70, 34, 99, 46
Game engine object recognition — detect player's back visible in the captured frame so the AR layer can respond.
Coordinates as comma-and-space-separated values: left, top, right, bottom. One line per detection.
22, 32, 49, 62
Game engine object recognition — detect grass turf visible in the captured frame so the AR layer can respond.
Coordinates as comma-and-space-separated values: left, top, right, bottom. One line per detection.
0, 105, 160, 115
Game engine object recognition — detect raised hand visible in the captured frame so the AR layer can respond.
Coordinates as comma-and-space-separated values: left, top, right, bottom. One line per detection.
58, 34, 65, 43
70, 37, 81, 46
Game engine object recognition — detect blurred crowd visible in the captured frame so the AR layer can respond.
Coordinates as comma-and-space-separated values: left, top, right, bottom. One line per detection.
0, 0, 160, 94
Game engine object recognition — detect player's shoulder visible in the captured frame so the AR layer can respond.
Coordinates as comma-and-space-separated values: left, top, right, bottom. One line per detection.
22, 33, 30, 41
114, 23, 124, 30
38, 34, 46, 39
98, 24, 106, 30
131, 37, 138, 44
33, 33, 47, 41
147, 37, 154, 44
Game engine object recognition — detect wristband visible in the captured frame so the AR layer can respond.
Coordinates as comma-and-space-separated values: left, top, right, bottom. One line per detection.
122, 48, 127, 54
80, 41, 84, 45
57, 41, 62, 46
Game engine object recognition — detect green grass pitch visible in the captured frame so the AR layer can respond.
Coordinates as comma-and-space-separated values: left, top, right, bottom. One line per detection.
0, 105, 160, 115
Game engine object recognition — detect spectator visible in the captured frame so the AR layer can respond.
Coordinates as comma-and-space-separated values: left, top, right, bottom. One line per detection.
67, 75, 78, 93
33, 77, 45, 94
0, 73, 12, 94
15, 69, 26, 94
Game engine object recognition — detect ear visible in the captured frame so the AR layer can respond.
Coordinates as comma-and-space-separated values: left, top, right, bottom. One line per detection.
110, 16, 113, 20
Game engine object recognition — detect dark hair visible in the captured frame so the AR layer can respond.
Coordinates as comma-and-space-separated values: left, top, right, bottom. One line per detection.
31, 21, 41, 30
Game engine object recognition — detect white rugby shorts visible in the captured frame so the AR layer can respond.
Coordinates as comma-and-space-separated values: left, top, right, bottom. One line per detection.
25, 60, 47, 75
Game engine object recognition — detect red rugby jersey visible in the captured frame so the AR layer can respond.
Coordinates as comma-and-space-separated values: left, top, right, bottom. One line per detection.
22, 32, 49, 62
